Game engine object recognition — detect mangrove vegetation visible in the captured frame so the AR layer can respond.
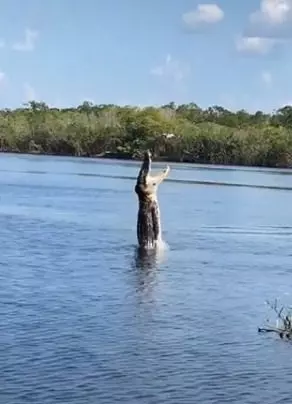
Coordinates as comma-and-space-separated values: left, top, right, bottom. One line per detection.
1, 100, 292, 167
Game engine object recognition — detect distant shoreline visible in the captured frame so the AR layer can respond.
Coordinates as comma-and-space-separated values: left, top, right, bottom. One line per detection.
3, 101, 292, 169
0, 149, 291, 170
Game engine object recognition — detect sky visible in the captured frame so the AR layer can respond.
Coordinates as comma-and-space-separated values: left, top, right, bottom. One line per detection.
1, 0, 292, 112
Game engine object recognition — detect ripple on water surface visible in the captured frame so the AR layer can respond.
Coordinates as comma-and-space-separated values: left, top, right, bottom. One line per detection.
1, 154, 292, 404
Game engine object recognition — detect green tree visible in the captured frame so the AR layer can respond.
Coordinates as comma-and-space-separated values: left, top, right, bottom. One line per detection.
0, 99, 292, 168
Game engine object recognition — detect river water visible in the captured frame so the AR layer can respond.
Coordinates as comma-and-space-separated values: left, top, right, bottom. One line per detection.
1, 153, 292, 404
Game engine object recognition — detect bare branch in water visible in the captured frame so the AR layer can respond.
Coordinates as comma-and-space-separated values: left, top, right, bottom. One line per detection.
258, 299, 292, 340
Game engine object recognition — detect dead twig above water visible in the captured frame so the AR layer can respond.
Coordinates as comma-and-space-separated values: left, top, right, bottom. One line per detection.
258, 299, 292, 340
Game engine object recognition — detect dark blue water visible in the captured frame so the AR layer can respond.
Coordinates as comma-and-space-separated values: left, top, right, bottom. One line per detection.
1, 153, 292, 404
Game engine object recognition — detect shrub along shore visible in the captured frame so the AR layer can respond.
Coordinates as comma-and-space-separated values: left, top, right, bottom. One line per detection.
1, 101, 292, 168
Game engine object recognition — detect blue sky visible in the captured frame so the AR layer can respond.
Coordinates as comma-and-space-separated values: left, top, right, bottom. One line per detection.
1, 0, 292, 112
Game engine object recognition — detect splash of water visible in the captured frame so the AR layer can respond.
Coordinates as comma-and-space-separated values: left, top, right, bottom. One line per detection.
156, 237, 169, 252
134, 238, 169, 270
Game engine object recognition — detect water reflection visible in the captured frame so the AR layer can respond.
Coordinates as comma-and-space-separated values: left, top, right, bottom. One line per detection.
130, 245, 167, 302
134, 246, 162, 270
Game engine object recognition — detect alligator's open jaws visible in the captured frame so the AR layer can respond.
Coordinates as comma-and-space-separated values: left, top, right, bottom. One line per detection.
134, 150, 170, 249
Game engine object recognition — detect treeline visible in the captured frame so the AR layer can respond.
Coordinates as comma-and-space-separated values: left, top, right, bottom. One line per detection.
1, 100, 292, 167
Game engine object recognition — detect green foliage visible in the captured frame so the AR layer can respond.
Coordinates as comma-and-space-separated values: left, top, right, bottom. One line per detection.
2, 100, 292, 167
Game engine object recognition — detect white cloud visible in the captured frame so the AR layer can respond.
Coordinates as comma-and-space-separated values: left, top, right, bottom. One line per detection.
280, 100, 292, 107
150, 55, 190, 102
261, 71, 272, 85
247, 0, 292, 39
150, 54, 189, 82
182, 3, 224, 29
0, 39, 5, 48
250, 0, 292, 25
23, 82, 37, 102
235, 36, 277, 54
13, 28, 39, 51
0, 71, 6, 83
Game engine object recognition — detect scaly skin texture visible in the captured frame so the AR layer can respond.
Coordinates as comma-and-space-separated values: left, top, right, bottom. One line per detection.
135, 150, 170, 249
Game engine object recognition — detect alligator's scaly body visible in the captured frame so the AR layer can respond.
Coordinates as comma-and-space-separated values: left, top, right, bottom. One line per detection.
135, 151, 170, 249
